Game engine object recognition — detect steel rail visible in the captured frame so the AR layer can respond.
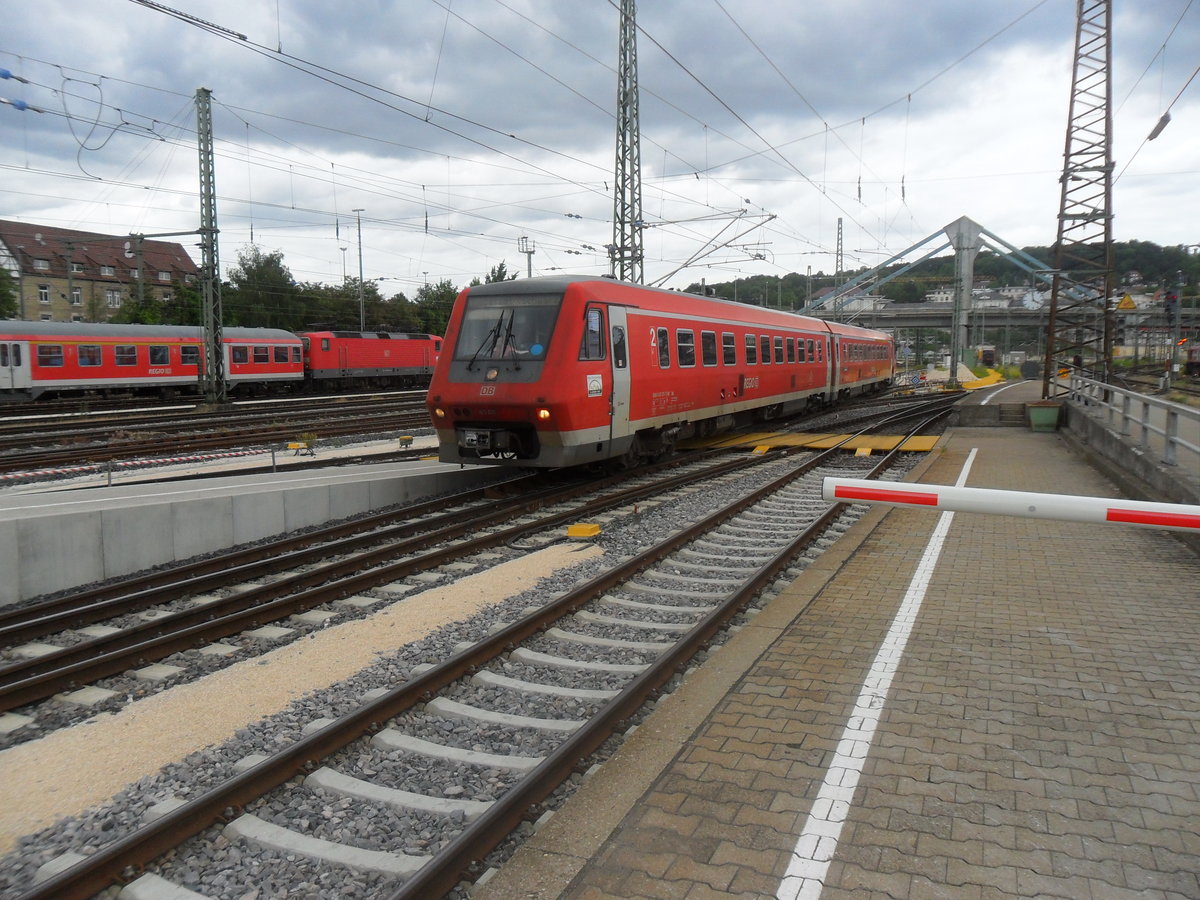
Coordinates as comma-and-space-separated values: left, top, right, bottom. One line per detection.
0, 453, 762, 711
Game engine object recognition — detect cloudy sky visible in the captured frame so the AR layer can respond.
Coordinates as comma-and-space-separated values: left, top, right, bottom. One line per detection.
2, 0, 1197, 295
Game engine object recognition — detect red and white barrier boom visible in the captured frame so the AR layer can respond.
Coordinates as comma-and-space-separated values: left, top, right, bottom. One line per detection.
823, 478, 1200, 533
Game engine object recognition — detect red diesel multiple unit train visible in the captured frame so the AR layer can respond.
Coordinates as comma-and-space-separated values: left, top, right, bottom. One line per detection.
426, 276, 895, 468
0, 321, 442, 400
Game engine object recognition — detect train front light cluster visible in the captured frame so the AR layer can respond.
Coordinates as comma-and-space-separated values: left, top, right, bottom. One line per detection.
536, 408, 551, 421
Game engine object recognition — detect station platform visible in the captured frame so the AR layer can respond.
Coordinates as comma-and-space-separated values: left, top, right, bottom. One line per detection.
475, 414, 1200, 898
0, 455, 509, 607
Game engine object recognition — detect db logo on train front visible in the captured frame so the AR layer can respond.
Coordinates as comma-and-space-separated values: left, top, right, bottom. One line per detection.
479, 384, 496, 396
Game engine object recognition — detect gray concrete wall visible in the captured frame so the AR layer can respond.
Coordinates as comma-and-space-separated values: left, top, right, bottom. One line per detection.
0, 462, 511, 607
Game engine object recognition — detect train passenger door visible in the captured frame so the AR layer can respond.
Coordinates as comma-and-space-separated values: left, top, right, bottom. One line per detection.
606, 306, 633, 449
0, 341, 29, 392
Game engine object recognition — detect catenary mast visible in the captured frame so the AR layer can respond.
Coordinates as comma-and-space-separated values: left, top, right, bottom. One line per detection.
610, 0, 644, 284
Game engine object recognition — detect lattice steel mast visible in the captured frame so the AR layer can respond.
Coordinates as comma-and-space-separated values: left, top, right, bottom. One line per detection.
196, 87, 226, 404
1042, 0, 1114, 397
610, 0, 643, 284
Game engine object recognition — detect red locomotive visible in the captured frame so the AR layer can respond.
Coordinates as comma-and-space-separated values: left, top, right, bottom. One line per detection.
426, 276, 895, 468
301, 330, 443, 390
0, 321, 441, 400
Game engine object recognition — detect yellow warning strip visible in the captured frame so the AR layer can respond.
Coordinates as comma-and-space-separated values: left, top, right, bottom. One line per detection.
962, 369, 1004, 389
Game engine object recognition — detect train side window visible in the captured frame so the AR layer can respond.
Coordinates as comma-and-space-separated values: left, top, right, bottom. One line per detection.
818, 343, 824, 362
10, 345, 18, 366
274, 346, 289, 363
774, 336, 784, 364
291, 347, 302, 364
721, 332, 736, 365
798, 338, 806, 362
232, 346, 249, 364
787, 337, 795, 363
657, 327, 671, 368
37, 345, 64, 367
149, 345, 170, 366
701, 331, 717, 366
321, 338, 330, 352
253, 346, 270, 364
0, 346, 7, 366
676, 330, 696, 367
760, 335, 771, 365
181, 346, 200, 366
745, 334, 757, 364
78, 345, 102, 367
115, 345, 137, 366
580, 307, 606, 361
611, 325, 627, 369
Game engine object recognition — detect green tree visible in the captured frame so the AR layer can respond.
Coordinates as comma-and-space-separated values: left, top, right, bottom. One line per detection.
224, 245, 300, 328
414, 278, 459, 335
0, 267, 17, 318
112, 281, 162, 324
469, 261, 518, 286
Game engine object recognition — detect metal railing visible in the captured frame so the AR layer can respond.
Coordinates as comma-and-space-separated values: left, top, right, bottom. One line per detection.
1065, 373, 1200, 473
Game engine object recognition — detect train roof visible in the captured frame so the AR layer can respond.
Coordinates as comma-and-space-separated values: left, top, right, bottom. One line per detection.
461, 276, 891, 340
297, 330, 437, 340
0, 321, 299, 341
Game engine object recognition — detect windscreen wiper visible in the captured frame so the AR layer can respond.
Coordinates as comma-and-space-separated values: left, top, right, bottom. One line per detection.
466, 310, 507, 370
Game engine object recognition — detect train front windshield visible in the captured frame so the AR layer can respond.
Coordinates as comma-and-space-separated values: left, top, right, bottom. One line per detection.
454, 296, 560, 363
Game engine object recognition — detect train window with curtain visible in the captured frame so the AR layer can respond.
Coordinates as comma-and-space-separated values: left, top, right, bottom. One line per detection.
657, 327, 670, 368
115, 345, 137, 366
611, 325, 627, 369
37, 345, 64, 367
253, 346, 270, 364
274, 346, 289, 363
580, 307, 606, 360
181, 346, 200, 366
722, 332, 736, 365
774, 336, 784, 363
745, 334, 757, 364
78, 345, 102, 367
232, 346, 249, 364
676, 330, 696, 367
149, 346, 170, 366
760, 335, 771, 365
701, 331, 717, 366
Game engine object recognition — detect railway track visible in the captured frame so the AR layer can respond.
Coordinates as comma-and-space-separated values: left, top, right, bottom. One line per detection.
0, 399, 951, 900
0, 394, 431, 477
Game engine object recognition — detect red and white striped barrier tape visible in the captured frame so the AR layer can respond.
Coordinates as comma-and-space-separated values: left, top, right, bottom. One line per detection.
823, 477, 1200, 533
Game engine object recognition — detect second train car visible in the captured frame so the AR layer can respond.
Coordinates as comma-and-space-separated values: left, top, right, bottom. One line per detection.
426, 275, 895, 468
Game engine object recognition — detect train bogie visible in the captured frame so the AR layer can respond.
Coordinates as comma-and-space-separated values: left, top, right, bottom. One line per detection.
426, 276, 895, 468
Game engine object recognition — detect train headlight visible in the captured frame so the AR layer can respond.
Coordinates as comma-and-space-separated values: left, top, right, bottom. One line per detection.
485, 367, 500, 381
433, 407, 446, 418
536, 407, 551, 421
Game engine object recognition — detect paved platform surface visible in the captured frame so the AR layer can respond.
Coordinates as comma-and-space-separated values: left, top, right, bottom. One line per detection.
475, 422, 1200, 899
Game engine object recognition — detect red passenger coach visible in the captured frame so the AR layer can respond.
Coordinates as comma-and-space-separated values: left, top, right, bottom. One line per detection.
299, 331, 442, 390
0, 321, 303, 400
426, 276, 895, 468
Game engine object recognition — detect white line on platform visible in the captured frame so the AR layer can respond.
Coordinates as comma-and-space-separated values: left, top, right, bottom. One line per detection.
775, 449, 977, 900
